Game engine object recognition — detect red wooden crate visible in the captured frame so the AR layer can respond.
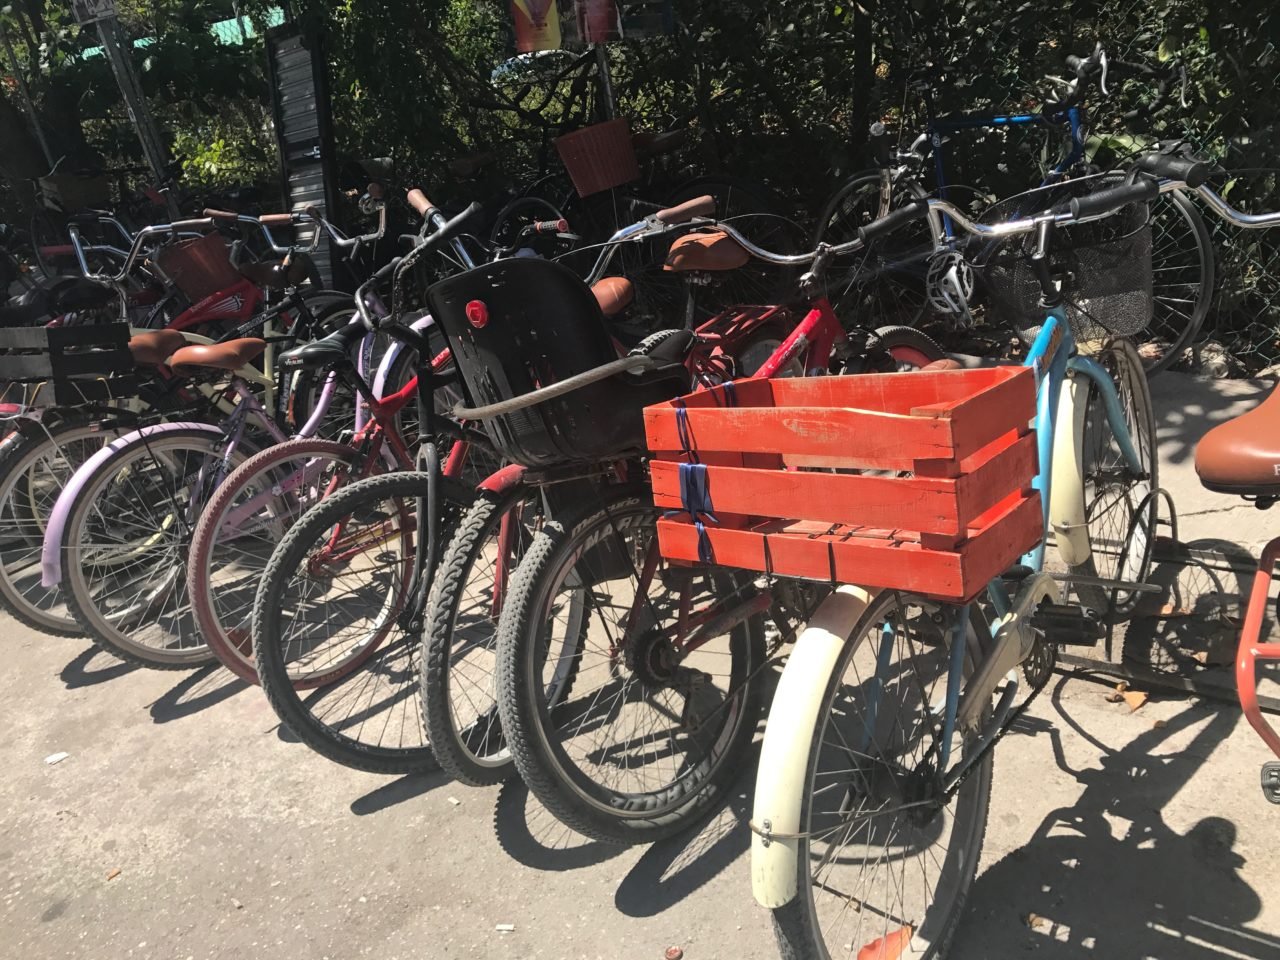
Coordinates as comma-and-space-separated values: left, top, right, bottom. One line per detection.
642, 367, 1043, 602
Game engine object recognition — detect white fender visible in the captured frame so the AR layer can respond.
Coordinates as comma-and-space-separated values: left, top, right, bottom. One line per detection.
40, 421, 225, 588
1048, 373, 1090, 565
751, 584, 877, 908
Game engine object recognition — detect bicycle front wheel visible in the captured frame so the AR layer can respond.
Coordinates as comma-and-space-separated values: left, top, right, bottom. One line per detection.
252, 471, 474, 774
0, 418, 106, 635
1070, 337, 1159, 616
496, 486, 766, 844
188, 438, 364, 685
59, 427, 256, 669
771, 592, 992, 960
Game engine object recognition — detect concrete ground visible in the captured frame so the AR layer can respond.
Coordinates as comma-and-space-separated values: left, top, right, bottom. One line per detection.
3, 372, 1279, 960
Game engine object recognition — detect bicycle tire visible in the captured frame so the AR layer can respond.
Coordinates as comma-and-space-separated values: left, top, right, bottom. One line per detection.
420, 486, 540, 787
59, 427, 259, 669
0, 419, 105, 635
770, 592, 992, 960
187, 437, 365, 685
497, 486, 766, 844
1070, 337, 1159, 616
252, 471, 474, 774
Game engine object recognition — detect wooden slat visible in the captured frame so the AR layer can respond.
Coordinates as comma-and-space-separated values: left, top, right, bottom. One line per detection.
917, 366, 1036, 461
0, 355, 54, 380
650, 459, 965, 535
51, 348, 135, 378
645, 405, 956, 470
953, 430, 1038, 526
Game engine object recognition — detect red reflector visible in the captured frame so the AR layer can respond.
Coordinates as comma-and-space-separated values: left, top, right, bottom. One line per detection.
465, 300, 488, 329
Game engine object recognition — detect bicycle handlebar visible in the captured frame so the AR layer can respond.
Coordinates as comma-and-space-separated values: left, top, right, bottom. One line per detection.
1055, 43, 1188, 120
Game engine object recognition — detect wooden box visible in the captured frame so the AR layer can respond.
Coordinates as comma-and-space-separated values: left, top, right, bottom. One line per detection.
643, 367, 1043, 602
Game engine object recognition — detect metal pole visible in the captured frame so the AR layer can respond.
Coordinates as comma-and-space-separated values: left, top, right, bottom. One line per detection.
94, 16, 178, 217
594, 43, 616, 121
0, 23, 56, 168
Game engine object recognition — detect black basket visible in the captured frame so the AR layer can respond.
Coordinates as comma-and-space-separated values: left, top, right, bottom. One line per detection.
424, 258, 688, 468
975, 177, 1154, 342
0, 322, 138, 405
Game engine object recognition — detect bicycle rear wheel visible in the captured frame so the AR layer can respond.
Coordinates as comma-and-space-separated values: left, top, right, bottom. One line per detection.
187, 438, 364, 685
59, 427, 257, 669
496, 486, 766, 844
252, 471, 474, 773
771, 592, 992, 960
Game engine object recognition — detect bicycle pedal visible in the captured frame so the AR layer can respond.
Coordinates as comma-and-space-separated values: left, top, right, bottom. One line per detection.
1030, 603, 1105, 646
1264, 762, 1280, 805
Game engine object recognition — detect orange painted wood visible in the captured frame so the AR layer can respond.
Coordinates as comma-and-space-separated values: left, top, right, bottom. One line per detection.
651, 460, 967, 535
646, 366, 1041, 599
656, 491, 1043, 603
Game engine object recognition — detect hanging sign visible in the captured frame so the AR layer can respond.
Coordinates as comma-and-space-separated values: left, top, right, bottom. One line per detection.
576, 0, 619, 43
71, 0, 117, 24
511, 0, 562, 53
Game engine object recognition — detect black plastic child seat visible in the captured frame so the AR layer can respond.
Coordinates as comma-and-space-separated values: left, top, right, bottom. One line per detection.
425, 258, 689, 468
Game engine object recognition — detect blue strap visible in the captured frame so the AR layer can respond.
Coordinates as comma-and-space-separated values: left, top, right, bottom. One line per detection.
676, 461, 717, 564
674, 402, 699, 464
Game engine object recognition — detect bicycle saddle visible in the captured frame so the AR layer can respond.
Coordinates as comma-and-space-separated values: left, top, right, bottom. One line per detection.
279, 320, 364, 371
168, 338, 266, 375
239, 253, 316, 291
0, 289, 52, 328
591, 276, 634, 316
128, 329, 187, 366
663, 231, 750, 272
1195, 385, 1280, 494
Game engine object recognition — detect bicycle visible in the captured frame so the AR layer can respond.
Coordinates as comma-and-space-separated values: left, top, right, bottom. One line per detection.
35, 202, 408, 667
816, 45, 1213, 375
747, 167, 1182, 958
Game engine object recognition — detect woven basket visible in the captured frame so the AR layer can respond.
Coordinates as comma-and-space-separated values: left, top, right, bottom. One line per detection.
554, 118, 640, 197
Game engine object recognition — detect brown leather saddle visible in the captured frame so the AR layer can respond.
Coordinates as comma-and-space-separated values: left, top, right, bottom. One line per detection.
1196, 385, 1280, 495
167, 338, 267, 376
663, 231, 750, 273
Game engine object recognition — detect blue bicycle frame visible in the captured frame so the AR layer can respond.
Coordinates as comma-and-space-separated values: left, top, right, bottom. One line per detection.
926, 97, 1085, 240
893, 307, 1144, 770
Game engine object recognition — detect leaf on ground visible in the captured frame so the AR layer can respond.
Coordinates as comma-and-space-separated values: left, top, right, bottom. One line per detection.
105, 868, 121, 881
1123, 690, 1149, 712
857, 925, 913, 959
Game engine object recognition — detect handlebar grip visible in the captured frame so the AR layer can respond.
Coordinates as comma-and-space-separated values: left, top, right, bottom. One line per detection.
1068, 178, 1159, 219
1135, 151, 1211, 188
420, 202, 483, 251
407, 189, 433, 217
1065, 54, 1087, 72
856, 198, 930, 246
533, 219, 569, 234
260, 213, 294, 226
169, 218, 215, 232
656, 195, 716, 225
203, 208, 239, 221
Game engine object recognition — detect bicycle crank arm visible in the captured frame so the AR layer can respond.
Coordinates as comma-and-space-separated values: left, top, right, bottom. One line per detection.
956, 572, 1059, 733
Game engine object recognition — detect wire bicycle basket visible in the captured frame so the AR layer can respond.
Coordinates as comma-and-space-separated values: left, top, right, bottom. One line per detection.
976, 176, 1154, 342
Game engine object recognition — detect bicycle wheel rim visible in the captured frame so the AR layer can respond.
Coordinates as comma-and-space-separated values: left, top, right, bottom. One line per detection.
780, 593, 991, 960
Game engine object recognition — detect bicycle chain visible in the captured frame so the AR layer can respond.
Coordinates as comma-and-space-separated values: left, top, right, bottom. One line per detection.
941, 639, 1056, 802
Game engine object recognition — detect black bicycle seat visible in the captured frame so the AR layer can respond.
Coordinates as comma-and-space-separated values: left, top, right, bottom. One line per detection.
279, 320, 365, 371
0, 289, 51, 328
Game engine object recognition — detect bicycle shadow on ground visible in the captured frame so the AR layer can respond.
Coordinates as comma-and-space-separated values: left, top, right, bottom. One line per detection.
349, 770, 452, 816
491, 776, 623, 873
953, 685, 1280, 958
1151, 373, 1270, 468
149, 662, 249, 723
613, 744, 759, 918
59, 644, 138, 688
